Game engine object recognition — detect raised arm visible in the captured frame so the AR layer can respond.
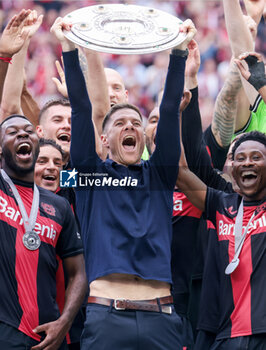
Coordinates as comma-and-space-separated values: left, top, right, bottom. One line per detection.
223, 0, 264, 126
243, 0, 265, 25
176, 135, 207, 212
52, 49, 109, 135
182, 39, 202, 161
80, 48, 109, 159
51, 26, 109, 160
50, 17, 99, 169
20, 70, 41, 127
211, 13, 259, 146
151, 20, 196, 187
180, 47, 233, 192
223, 0, 254, 58
0, 10, 43, 123
0, 43, 27, 119
0, 9, 31, 103
82, 48, 109, 137
211, 61, 243, 148
184, 39, 200, 91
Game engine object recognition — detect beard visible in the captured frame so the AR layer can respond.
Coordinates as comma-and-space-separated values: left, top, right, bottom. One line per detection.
2, 144, 40, 175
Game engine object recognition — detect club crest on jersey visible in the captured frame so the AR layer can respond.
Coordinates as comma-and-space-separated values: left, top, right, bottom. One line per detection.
225, 206, 237, 217
41, 202, 56, 216
255, 203, 266, 216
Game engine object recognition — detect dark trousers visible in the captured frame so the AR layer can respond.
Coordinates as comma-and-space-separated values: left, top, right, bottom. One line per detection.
0, 321, 67, 350
194, 330, 217, 350
210, 334, 266, 350
180, 316, 195, 350
81, 303, 183, 350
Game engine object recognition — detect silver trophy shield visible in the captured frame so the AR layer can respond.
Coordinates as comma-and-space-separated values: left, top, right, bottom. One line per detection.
63, 4, 187, 54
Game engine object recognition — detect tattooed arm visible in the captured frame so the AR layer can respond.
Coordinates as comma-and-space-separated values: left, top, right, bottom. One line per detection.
222, 0, 260, 116
213, 0, 263, 142
211, 61, 244, 147
78, 49, 90, 90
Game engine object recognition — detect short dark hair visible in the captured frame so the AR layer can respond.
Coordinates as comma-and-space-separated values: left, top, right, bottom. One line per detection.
102, 103, 143, 132
0, 115, 32, 142
39, 138, 65, 159
0, 114, 30, 127
232, 131, 266, 160
38, 98, 70, 124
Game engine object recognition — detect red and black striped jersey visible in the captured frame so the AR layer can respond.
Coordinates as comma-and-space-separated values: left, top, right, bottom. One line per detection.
0, 174, 83, 341
171, 191, 202, 316
206, 188, 266, 339
197, 220, 222, 334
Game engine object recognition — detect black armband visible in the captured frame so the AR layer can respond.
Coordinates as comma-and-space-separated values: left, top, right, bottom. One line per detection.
171, 48, 189, 58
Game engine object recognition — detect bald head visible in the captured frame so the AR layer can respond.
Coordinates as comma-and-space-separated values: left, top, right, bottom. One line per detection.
104, 68, 128, 106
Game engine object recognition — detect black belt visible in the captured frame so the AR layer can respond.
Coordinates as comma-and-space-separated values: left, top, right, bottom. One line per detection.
87, 295, 173, 314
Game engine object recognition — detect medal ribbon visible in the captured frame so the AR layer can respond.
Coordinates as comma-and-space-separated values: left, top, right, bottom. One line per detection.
225, 199, 256, 275
1, 169, 40, 235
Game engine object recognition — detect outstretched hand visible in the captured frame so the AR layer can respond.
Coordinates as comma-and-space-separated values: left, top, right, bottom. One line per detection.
52, 57, 68, 98
185, 39, 201, 78
25, 9, 43, 38
0, 9, 32, 57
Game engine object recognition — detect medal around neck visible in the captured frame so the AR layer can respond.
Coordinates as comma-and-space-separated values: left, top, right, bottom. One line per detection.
225, 258, 240, 275
63, 3, 187, 54
0, 170, 41, 251
22, 231, 41, 251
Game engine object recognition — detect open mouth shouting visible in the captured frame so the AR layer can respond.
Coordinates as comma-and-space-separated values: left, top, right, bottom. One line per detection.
122, 135, 136, 151
241, 170, 258, 187
57, 133, 70, 143
16, 142, 32, 160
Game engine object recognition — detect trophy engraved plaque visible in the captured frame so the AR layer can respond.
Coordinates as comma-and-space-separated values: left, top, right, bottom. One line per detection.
63, 4, 186, 54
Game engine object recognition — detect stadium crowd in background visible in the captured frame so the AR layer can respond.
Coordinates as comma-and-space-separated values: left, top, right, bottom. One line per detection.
0, 0, 264, 128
